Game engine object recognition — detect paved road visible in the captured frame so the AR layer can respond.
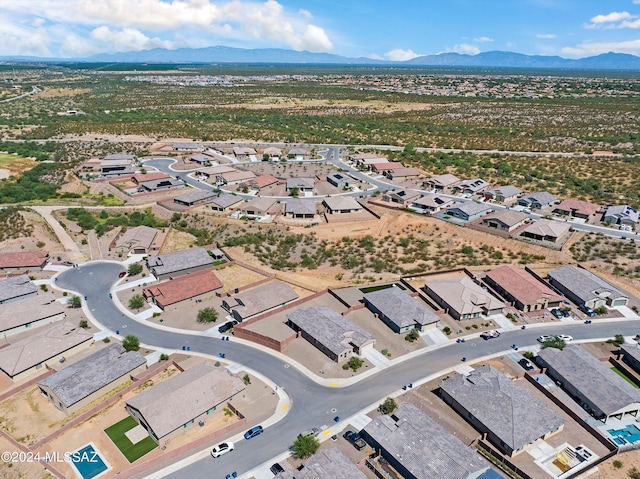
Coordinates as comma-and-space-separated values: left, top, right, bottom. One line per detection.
0, 85, 40, 103
56, 262, 640, 479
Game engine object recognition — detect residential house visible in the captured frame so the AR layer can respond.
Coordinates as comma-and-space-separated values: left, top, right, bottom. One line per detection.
517, 192, 558, 210
409, 194, 453, 214
114, 225, 158, 255
453, 178, 490, 195
222, 282, 298, 322
519, 219, 571, 244
361, 403, 495, 479
326, 172, 356, 189
206, 193, 244, 212
370, 162, 404, 174
238, 197, 279, 219
286, 177, 315, 193
621, 344, 640, 375
0, 251, 49, 271
102, 153, 135, 162
0, 274, 38, 304
37, 344, 146, 415
245, 174, 279, 191
198, 165, 236, 180
263, 147, 282, 160
287, 307, 375, 364
363, 286, 440, 333
445, 203, 493, 222
278, 448, 368, 479
287, 147, 309, 160
382, 189, 421, 206
125, 362, 245, 445
0, 296, 66, 337
188, 153, 214, 164
422, 173, 460, 190
323, 197, 362, 214
146, 247, 214, 280
137, 177, 184, 193
173, 190, 219, 207
232, 146, 257, 159
171, 143, 203, 152
547, 265, 629, 308
439, 366, 566, 457
384, 167, 421, 181
349, 152, 388, 167
100, 159, 135, 177
425, 276, 504, 320
553, 199, 600, 220
131, 172, 171, 185
285, 199, 316, 219
0, 322, 93, 381
537, 345, 640, 422
216, 170, 257, 186
143, 269, 223, 310
483, 266, 563, 312
603, 205, 639, 227
479, 210, 530, 233
484, 185, 522, 203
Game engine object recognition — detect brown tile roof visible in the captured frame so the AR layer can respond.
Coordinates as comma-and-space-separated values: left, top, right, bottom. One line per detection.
248, 174, 279, 189
371, 162, 404, 171
132, 172, 171, 184
554, 199, 600, 216
484, 266, 563, 307
0, 251, 49, 269
143, 269, 223, 308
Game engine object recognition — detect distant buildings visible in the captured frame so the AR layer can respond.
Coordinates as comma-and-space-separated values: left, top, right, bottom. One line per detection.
484, 185, 522, 203
409, 194, 453, 214
286, 177, 315, 193
284, 199, 316, 219
173, 190, 219, 207
382, 189, 421, 206
479, 210, 530, 233
519, 219, 571, 244
326, 172, 356, 189
553, 199, 600, 220
239, 197, 279, 219
423, 174, 460, 190
453, 178, 490, 195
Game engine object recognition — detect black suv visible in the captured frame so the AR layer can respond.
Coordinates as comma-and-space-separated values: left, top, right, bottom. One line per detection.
343, 430, 367, 451
218, 320, 238, 334
270, 463, 284, 475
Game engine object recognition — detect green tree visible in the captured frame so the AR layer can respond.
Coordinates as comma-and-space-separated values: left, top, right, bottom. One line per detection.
380, 397, 397, 415
122, 335, 140, 352
405, 328, 420, 342
347, 356, 364, 372
606, 334, 625, 347
197, 307, 218, 323
289, 187, 300, 197
127, 263, 143, 276
128, 294, 145, 310
292, 435, 320, 459
542, 337, 566, 350
70, 295, 82, 308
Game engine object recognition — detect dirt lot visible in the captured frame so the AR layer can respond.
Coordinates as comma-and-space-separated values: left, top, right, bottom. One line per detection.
0, 209, 64, 255
159, 228, 197, 254
597, 451, 640, 479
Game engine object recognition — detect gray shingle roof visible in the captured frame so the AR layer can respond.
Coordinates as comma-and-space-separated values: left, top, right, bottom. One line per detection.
323, 196, 362, 212
210, 193, 243, 208
521, 219, 570, 238
447, 202, 493, 216
285, 199, 316, 215
0, 296, 65, 332
174, 190, 218, 204
518, 191, 557, 207
286, 177, 315, 189
605, 205, 639, 223
146, 248, 213, 276
38, 344, 146, 408
0, 274, 37, 303
547, 265, 627, 305
439, 366, 566, 452
225, 282, 298, 320
279, 447, 367, 479
485, 185, 522, 199
364, 403, 490, 479
287, 306, 375, 356
538, 345, 640, 416
363, 286, 439, 329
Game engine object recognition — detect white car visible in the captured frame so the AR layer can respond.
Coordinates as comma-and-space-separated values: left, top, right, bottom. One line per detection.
557, 334, 573, 342
211, 442, 234, 458
537, 335, 553, 343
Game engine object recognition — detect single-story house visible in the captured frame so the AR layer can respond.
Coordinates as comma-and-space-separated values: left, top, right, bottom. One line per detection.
349, 152, 388, 166
102, 153, 136, 162
114, 225, 158, 255
232, 146, 257, 159
519, 219, 571, 244
363, 286, 440, 334
370, 162, 404, 174
278, 447, 368, 479
245, 174, 279, 190
125, 362, 245, 445
0, 251, 49, 271
439, 366, 566, 457
517, 192, 558, 210
286, 177, 315, 193
188, 153, 214, 164
553, 199, 600, 220
239, 197, 279, 219
422, 174, 460, 190
216, 170, 257, 186
100, 160, 135, 177
384, 167, 421, 180
198, 165, 236, 179
0, 322, 93, 381
0, 296, 66, 337
263, 147, 282, 160
445, 203, 493, 222
206, 193, 244, 212
131, 172, 171, 185
409, 194, 453, 214
603, 205, 639, 227
287, 147, 309, 160
483, 266, 563, 312
173, 190, 219, 207
171, 143, 203, 152
287, 307, 375, 364
0, 274, 38, 305
425, 276, 504, 320
285, 199, 316, 219
382, 189, 421, 206
146, 247, 214, 280
484, 185, 522, 203
143, 269, 223, 310
326, 172, 356, 189
547, 264, 629, 308
137, 177, 184, 193
453, 178, 490, 195
361, 403, 494, 479
479, 210, 530, 233
323, 196, 362, 214
621, 344, 640, 374
222, 282, 298, 322
537, 345, 640, 422
37, 344, 146, 415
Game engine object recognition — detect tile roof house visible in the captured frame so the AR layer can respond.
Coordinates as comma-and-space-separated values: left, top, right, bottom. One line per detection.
263, 147, 282, 159
519, 219, 571, 244
188, 153, 214, 164
363, 286, 440, 333
279, 447, 368, 479
285, 199, 316, 219
484, 185, 522, 203
287, 147, 309, 159
143, 269, 223, 310
326, 172, 356, 189
131, 172, 171, 185
216, 170, 257, 186
239, 197, 279, 218
0, 251, 49, 271
553, 199, 600, 219
102, 153, 136, 162
287, 306, 375, 364
232, 146, 257, 158
323, 196, 362, 214
425, 276, 504, 320
349, 152, 388, 166
206, 193, 244, 212
125, 362, 245, 445
361, 403, 494, 479
0, 322, 93, 381
603, 205, 639, 226
286, 177, 315, 192
439, 366, 566, 457
114, 225, 158, 254
173, 190, 219, 207
245, 174, 279, 190
222, 282, 299, 322
423, 173, 461, 190
0, 274, 38, 304
0, 296, 66, 337
384, 167, 421, 180
172, 143, 203, 151
517, 192, 558, 210
479, 210, 530, 233
409, 194, 453, 214
37, 344, 146, 415
370, 162, 405, 173
382, 189, 421, 206
198, 165, 237, 178
445, 202, 493, 222
146, 247, 214, 279
483, 266, 563, 312
537, 345, 640, 422
547, 265, 628, 308
453, 178, 490, 195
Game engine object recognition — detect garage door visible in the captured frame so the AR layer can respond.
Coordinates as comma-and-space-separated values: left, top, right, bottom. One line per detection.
612, 299, 627, 306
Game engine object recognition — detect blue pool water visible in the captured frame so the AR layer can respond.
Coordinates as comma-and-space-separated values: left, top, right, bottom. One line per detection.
608, 424, 640, 446
70, 444, 109, 479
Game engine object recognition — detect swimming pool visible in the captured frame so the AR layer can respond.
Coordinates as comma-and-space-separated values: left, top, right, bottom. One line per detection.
607, 424, 640, 446
69, 443, 110, 479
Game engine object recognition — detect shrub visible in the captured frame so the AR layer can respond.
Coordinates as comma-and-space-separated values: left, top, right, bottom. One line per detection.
348, 356, 364, 372
152, 312, 161, 318
122, 335, 140, 352
197, 307, 218, 323
380, 397, 397, 415
127, 263, 143, 276
613, 460, 623, 469
594, 305, 608, 315
79, 319, 89, 329
443, 326, 451, 335
128, 294, 145, 310
243, 374, 251, 385
381, 348, 388, 356
160, 353, 170, 361
606, 334, 625, 347
103, 337, 111, 343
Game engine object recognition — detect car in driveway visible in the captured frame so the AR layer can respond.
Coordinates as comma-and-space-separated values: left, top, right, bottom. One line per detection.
218, 320, 238, 334
519, 358, 534, 371
537, 335, 553, 343
244, 425, 264, 440
560, 309, 571, 318
579, 304, 596, 317
211, 442, 234, 458
557, 334, 573, 342
550, 309, 563, 319
480, 330, 500, 340
270, 463, 285, 475
343, 430, 367, 451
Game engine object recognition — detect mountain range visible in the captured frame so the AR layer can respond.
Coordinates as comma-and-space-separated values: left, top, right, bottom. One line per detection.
2, 46, 640, 70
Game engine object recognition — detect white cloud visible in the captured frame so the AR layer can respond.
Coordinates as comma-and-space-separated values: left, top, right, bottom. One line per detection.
384, 48, 422, 61
450, 43, 480, 55
619, 18, 640, 28
0, 19, 52, 56
91, 26, 180, 51
473, 36, 493, 43
32, 17, 45, 27
561, 39, 640, 57
586, 11, 638, 29
367, 53, 384, 60
536, 33, 557, 39
298, 9, 312, 19
590, 11, 633, 24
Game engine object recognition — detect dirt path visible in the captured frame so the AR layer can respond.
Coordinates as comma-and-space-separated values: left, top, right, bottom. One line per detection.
30, 206, 85, 263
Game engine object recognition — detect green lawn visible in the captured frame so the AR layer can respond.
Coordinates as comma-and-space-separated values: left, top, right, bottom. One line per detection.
611, 367, 639, 388
104, 416, 157, 463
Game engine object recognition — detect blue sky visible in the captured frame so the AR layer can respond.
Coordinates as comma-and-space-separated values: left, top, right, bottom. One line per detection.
2, 0, 640, 59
